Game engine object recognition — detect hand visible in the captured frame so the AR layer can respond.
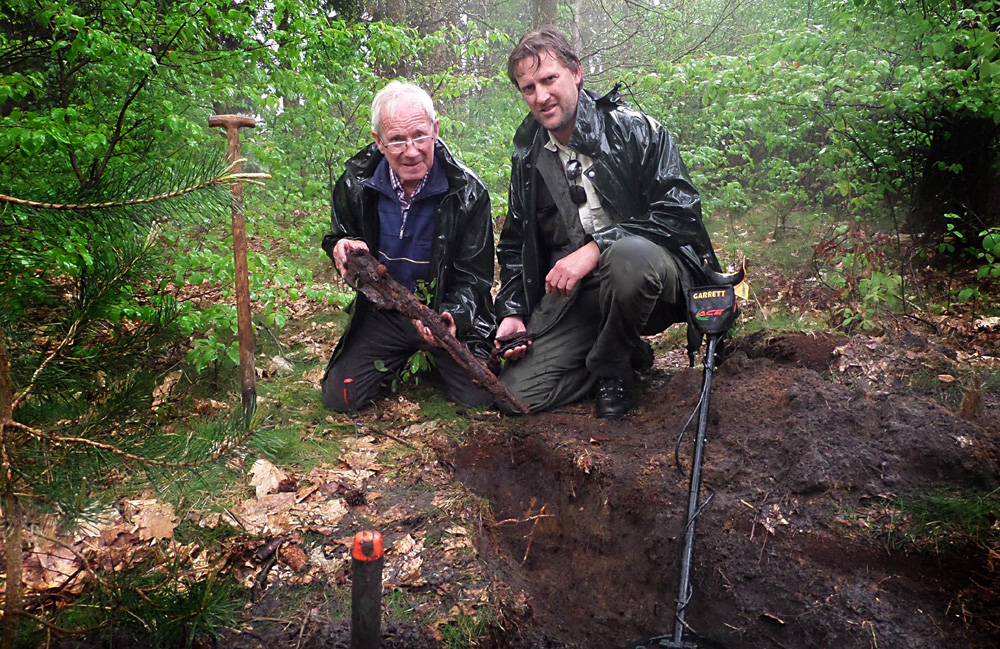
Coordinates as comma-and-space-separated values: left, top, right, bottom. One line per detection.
414, 312, 456, 347
332, 239, 370, 277
495, 316, 531, 361
545, 241, 600, 297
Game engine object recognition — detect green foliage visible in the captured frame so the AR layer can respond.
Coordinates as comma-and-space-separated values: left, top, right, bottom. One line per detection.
162, 203, 353, 373
248, 423, 341, 470
440, 81, 523, 208
2, 0, 250, 193
37, 566, 245, 648
623, 0, 1000, 236
374, 351, 435, 393
414, 278, 438, 305
932, 213, 999, 311
894, 489, 1000, 554
976, 227, 1000, 280
810, 225, 910, 329
1, 0, 502, 205
435, 608, 495, 649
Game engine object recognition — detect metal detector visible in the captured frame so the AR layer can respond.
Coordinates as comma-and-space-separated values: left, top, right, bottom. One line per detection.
631, 263, 744, 649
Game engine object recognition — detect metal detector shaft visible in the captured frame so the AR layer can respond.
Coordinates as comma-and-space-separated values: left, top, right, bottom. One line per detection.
671, 333, 720, 646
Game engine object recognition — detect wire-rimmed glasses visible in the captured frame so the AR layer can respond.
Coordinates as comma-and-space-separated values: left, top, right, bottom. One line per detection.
383, 134, 435, 152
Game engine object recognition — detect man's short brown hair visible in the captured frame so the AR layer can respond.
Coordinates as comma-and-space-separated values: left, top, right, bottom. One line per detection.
506, 27, 582, 88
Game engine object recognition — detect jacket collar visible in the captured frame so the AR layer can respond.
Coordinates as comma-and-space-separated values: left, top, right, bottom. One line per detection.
512, 85, 623, 158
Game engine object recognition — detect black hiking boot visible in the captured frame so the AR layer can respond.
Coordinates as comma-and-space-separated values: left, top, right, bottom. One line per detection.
596, 375, 631, 419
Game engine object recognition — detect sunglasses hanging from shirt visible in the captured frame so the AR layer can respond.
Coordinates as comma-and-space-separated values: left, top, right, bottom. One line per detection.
564, 158, 588, 206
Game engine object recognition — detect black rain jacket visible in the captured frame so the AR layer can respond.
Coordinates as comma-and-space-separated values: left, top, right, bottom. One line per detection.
321, 140, 496, 363
495, 86, 720, 325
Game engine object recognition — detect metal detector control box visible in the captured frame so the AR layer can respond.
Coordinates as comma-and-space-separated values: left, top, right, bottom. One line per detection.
687, 285, 738, 336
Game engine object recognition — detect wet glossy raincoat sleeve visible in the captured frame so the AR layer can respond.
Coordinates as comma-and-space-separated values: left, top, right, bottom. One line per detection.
321, 158, 370, 264
589, 116, 710, 257
437, 187, 495, 346
495, 157, 530, 322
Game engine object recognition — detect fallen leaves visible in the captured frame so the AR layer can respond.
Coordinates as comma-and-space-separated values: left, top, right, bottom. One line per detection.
259, 355, 294, 378
834, 335, 954, 389
125, 499, 179, 541
249, 458, 288, 498
442, 526, 473, 554
279, 544, 309, 571
761, 503, 791, 535
385, 534, 426, 587
228, 492, 349, 536
33, 536, 82, 592
342, 449, 380, 471
151, 370, 183, 411
20, 500, 186, 594
973, 316, 999, 331
11, 387, 497, 644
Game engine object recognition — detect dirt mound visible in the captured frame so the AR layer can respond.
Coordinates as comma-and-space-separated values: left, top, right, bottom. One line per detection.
456, 337, 1000, 648
733, 331, 848, 372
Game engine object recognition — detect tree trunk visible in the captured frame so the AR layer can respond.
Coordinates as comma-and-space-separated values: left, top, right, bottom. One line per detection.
570, 0, 582, 51
532, 0, 558, 29
0, 336, 23, 649
367, 0, 407, 23
912, 115, 1000, 233
0, 481, 23, 649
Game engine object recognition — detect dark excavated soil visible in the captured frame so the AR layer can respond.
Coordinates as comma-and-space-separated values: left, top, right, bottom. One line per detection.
171, 333, 998, 649
455, 333, 1000, 649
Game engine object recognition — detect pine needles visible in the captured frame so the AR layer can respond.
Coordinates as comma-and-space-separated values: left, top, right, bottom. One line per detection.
0, 153, 269, 647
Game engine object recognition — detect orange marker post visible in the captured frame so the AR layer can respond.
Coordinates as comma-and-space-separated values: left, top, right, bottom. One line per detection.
350, 530, 384, 649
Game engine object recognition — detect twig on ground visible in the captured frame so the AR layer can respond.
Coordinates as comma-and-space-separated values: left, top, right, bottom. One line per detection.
491, 513, 555, 527
294, 608, 313, 649
758, 528, 769, 563
360, 423, 417, 449
251, 536, 286, 601
257, 321, 287, 360
862, 620, 878, 649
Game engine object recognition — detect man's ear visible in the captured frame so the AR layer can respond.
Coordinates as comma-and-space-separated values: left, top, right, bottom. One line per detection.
372, 129, 383, 149
433, 120, 440, 139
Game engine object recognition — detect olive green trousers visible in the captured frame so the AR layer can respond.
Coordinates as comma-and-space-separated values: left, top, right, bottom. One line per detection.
499, 236, 681, 414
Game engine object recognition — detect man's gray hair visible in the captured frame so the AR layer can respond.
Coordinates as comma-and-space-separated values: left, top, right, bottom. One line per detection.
370, 81, 437, 135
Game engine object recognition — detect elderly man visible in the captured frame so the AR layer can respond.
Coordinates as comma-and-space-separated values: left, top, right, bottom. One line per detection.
321, 81, 495, 412
495, 28, 721, 418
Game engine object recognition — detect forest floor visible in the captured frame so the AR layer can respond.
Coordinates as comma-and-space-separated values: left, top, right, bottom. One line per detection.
206, 320, 999, 649
16, 211, 1000, 649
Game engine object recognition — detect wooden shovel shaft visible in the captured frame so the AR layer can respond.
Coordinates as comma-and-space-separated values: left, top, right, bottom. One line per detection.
209, 114, 257, 412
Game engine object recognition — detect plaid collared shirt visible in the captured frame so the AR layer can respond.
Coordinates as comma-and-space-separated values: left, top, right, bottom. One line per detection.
389, 168, 429, 238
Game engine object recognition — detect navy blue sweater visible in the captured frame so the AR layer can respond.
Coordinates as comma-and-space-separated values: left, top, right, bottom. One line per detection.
364, 155, 448, 292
